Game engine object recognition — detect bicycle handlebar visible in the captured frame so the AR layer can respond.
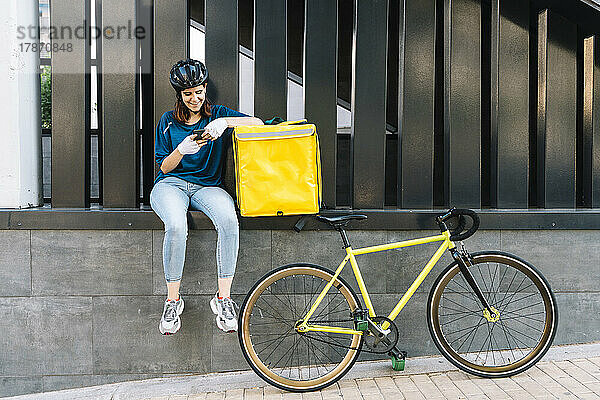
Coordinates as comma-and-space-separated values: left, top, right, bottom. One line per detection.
436, 208, 480, 241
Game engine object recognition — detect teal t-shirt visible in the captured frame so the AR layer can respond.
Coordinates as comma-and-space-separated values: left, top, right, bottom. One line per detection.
153, 105, 247, 187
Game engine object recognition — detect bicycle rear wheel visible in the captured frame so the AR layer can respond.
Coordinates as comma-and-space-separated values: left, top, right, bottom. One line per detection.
428, 251, 557, 378
238, 263, 363, 392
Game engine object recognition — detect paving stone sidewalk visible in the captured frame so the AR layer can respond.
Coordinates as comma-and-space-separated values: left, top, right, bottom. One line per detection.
5, 342, 600, 400
145, 358, 600, 400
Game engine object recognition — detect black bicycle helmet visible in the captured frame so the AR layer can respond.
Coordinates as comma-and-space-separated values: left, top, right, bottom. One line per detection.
169, 59, 208, 92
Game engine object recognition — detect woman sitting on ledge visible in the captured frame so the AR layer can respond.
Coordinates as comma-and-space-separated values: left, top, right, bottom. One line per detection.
150, 59, 263, 335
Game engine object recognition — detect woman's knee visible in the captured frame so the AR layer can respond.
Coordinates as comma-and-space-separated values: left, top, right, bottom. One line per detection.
165, 219, 188, 238
217, 212, 239, 234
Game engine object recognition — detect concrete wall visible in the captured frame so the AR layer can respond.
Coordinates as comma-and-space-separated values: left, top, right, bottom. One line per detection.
0, 228, 598, 397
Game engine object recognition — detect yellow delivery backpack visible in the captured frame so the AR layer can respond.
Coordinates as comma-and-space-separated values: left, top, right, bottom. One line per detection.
232, 120, 322, 217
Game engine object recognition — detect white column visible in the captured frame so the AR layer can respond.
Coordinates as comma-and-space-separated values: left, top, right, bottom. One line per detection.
0, 0, 42, 208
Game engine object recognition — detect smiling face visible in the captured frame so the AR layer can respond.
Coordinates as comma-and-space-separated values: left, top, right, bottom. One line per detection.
180, 84, 207, 113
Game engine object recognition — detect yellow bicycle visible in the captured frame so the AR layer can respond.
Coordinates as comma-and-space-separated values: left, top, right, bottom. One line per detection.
238, 209, 558, 392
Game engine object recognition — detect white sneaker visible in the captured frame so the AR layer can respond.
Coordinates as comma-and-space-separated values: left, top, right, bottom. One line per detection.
159, 297, 184, 335
210, 293, 238, 332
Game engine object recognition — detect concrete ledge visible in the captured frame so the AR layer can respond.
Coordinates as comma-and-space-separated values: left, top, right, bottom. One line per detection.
4, 208, 600, 230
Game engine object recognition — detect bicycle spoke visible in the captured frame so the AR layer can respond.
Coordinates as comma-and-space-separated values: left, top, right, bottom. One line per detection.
282, 277, 298, 315
443, 287, 483, 305
308, 333, 347, 360
459, 273, 483, 306
496, 284, 536, 311
440, 311, 480, 327
500, 294, 541, 313
500, 318, 536, 351
477, 265, 491, 298
284, 332, 300, 377
495, 269, 519, 310
485, 263, 497, 305
312, 293, 347, 321
456, 317, 486, 353
256, 296, 292, 323
307, 332, 346, 356
265, 284, 296, 315
440, 296, 482, 315
474, 321, 497, 364
306, 333, 341, 366
271, 335, 299, 370
498, 317, 518, 361
496, 275, 528, 313
502, 301, 544, 314
500, 314, 544, 334
251, 327, 295, 348
482, 323, 494, 365
249, 320, 297, 326
449, 317, 484, 348
439, 304, 482, 318
258, 326, 296, 359
300, 276, 324, 319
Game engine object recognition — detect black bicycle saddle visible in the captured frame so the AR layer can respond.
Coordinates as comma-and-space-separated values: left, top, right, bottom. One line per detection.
316, 214, 367, 227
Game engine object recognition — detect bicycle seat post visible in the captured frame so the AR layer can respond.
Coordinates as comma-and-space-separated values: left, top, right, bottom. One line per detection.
336, 225, 351, 248
314, 214, 367, 248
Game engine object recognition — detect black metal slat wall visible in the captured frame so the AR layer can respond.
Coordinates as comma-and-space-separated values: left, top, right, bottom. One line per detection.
579, 34, 593, 207
352, 0, 388, 209
101, 0, 138, 208
496, 0, 529, 208
139, 0, 154, 205
96, 0, 104, 205
205, 0, 238, 108
541, 10, 577, 208
51, 0, 90, 208
400, 0, 436, 209
45, 0, 600, 214
594, 37, 600, 207
448, 0, 481, 209
153, 0, 188, 179
205, 0, 239, 202
304, 0, 337, 209
254, 0, 287, 120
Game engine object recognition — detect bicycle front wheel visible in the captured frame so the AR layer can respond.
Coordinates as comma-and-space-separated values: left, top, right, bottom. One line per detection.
238, 263, 363, 392
428, 251, 557, 378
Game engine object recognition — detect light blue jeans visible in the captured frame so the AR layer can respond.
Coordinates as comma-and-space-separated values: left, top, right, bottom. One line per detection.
150, 176, 239, 282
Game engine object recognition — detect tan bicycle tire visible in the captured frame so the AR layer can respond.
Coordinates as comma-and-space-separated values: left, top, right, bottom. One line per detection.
428, 251, 557, 378
238, 263, 364, 392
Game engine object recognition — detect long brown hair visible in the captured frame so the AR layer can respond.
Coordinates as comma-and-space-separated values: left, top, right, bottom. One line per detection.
173, 94, 212, 124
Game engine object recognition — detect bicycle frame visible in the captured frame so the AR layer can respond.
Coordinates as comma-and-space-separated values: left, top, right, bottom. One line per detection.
299, 230, 456, 336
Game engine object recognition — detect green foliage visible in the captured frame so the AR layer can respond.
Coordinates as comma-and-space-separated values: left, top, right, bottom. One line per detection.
41, 66, 51, 129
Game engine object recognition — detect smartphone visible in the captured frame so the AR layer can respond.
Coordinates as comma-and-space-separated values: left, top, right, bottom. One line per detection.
193, 129, 205, 140
193, 129, 210, 145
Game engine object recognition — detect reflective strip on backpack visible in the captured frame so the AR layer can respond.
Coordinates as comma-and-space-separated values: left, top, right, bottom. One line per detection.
235, 128, 314, 140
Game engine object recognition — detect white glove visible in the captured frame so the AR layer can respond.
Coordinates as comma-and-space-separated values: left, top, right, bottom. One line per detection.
177, 135, 201, 155
205, 118, 229, 139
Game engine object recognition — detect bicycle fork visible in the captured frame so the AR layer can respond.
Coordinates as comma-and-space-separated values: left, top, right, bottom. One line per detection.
450, 244, 499, 322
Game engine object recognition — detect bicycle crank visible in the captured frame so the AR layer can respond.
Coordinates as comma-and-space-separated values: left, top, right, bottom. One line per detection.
364, 316, 399, 354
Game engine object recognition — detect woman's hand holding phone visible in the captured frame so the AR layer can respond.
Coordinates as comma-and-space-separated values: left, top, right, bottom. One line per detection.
204, 118, 229, 139
177, 135, 202, 155
193, 129, 211, 147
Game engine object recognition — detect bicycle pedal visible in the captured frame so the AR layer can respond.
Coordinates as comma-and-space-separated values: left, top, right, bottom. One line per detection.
352, 309, 369, 331
390, 354, 405, 371
389, 349, 406, 371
